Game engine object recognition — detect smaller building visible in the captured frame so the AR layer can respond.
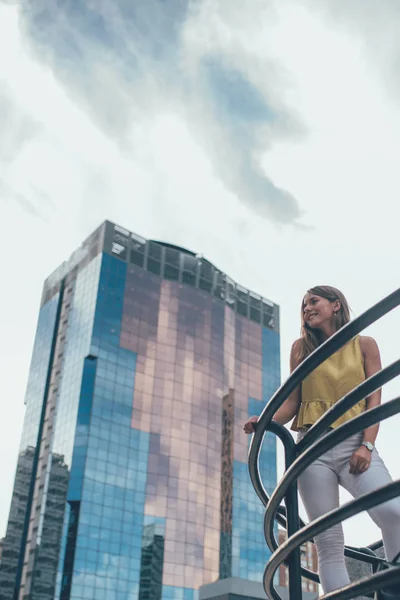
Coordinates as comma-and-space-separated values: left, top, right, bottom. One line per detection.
199, 576, 318, 600
278, 529, 318, 594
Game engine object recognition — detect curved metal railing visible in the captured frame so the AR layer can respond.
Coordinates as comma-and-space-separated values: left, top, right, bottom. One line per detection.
248, 288, 400, 599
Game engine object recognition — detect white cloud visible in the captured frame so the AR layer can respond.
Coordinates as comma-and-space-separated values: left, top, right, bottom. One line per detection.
1, 0, 400, 561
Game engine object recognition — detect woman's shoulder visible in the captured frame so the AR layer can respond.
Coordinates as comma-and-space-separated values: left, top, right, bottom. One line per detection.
358, 335, 379, 357
290, 339, 303, 369
291, 338, 302, 350
290, 338, 303, 357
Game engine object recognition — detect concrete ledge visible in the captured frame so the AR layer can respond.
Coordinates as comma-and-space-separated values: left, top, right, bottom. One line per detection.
199, 576, 318, 600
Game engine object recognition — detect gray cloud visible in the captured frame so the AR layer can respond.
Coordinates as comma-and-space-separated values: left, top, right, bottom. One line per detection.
0, 178, 46, 220
17, 0, 308, 226
0, 86, 41, 164
0, 86, 53, 220
185, 55, 305, 224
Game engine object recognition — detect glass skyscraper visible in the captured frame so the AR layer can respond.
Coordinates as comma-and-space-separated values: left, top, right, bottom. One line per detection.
0, 221, 280, 600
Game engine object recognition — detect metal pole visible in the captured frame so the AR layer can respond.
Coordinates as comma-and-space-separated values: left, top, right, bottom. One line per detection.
268, 422, 302, 600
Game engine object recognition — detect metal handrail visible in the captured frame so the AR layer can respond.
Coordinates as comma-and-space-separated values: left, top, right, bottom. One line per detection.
248, 288, 400, 599
264, 397, 400, 555
265, 480, 400, 600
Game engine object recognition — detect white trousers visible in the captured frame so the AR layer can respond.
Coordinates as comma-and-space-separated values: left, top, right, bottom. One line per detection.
297, 429, 400, 593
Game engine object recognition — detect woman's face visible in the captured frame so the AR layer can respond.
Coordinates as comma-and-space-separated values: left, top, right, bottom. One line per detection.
303, 293, 339, 329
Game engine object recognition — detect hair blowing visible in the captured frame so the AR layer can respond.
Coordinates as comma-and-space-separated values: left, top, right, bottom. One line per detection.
297, 285, 351, 361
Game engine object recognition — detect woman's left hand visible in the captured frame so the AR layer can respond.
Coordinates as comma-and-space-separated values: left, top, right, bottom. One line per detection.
349, 446, 372, 474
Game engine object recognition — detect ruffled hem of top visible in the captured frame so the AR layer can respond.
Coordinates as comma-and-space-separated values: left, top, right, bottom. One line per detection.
291, 399, 367, 432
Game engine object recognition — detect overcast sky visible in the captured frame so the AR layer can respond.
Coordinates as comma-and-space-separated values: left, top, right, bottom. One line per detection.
1, 0, 400, 552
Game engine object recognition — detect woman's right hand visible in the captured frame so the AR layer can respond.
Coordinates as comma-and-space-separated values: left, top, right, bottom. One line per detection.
243, 416, 258, 434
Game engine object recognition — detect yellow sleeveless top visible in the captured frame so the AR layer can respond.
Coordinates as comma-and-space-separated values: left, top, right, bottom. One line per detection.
291, 336, 366, 431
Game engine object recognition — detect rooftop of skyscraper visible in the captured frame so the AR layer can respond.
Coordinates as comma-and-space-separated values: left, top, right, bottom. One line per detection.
43, 220, 279, 332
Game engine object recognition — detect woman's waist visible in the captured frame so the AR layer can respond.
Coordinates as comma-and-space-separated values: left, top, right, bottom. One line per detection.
300, 397, 367, 405
291, 399, 366, 432
296, 424, 363, 445
300, 423, 333, 431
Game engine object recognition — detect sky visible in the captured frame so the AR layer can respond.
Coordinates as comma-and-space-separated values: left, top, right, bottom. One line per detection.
1, 0, 400, 555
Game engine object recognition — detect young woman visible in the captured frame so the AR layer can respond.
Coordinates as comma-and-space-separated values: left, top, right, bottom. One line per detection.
244, 285, 400, 594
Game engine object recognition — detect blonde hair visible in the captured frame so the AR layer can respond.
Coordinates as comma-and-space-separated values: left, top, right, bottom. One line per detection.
297, 285, 351, 361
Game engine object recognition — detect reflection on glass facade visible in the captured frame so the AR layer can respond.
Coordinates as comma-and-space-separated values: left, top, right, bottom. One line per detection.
0, 447, 36, 598
139, 518, 165, 600
0, 221, 280, 600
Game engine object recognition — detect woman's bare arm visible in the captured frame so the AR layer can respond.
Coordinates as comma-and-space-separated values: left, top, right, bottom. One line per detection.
243, 340, 302, 433
360, 335, 382, 446
272, 340, 302, 425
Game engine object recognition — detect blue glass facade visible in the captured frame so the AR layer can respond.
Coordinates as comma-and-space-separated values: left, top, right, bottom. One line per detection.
0, 295, 61, 598
58, 254, 149, 600
231, 329, 280, 583
20, 294, 61, 451
0, 221, 280, 600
